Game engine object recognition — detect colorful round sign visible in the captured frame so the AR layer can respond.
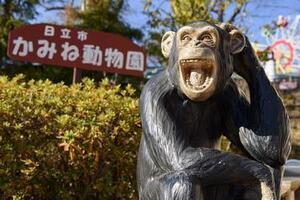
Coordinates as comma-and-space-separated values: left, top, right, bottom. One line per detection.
270, 40, 294, 70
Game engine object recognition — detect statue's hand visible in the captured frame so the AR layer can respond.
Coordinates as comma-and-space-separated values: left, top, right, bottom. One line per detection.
218, 23, 261, 82
260, 182, 277, 200
232, 36, 261, 82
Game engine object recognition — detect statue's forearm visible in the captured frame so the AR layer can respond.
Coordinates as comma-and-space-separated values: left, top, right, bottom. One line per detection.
247, 67, 286, 131
240, 67, 291, 167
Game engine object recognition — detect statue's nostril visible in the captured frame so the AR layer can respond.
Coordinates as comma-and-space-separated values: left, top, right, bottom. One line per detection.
195, 40, 201, 47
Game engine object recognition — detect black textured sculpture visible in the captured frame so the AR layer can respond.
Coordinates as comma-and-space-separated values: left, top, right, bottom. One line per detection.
137, 21, 291, 200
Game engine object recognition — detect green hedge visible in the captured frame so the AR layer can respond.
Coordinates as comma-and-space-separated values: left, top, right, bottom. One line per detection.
0, 75, 141, 199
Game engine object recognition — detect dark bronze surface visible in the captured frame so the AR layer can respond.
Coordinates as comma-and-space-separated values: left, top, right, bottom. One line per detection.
137, 21, 291, 200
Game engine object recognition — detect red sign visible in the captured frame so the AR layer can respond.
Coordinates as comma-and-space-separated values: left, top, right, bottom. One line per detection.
7, 24, 146, 77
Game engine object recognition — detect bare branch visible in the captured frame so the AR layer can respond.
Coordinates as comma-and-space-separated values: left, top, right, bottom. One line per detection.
210, 8, 218, 14
217, 0, 225, 22
228, 4, 243, 23
39, 0, 77, 12
208, 0, 217, 13
43, 6, 66, 11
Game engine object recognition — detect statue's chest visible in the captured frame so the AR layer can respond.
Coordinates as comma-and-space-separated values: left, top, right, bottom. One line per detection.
166, 98, 223, 147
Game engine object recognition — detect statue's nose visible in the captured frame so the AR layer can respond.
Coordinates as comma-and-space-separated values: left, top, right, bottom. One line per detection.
194, 39, 202, 48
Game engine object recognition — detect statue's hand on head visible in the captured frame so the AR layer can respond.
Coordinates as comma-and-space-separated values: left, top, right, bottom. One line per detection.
219, 23, 262, 82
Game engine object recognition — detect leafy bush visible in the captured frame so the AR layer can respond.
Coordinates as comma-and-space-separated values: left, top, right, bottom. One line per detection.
0, 75, 141, 199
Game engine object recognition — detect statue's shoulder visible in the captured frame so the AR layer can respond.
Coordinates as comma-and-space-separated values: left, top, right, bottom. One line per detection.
142, 70, 170, 92
140, 70, 171, 103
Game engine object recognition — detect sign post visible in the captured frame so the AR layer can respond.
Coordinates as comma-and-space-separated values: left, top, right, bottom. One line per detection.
72, 67, 82, 83
7, 24, 147, 80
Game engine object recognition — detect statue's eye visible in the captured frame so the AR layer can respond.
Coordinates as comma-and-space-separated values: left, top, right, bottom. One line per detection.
200, 33, 215, 46
201, 34, 212, 41
181, 34, 192, 42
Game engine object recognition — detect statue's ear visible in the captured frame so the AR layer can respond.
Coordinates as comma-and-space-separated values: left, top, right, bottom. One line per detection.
229, 30, 245, 54
161, 31, 175, 58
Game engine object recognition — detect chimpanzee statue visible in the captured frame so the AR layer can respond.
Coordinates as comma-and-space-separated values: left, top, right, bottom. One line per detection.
137, 21, 291, 200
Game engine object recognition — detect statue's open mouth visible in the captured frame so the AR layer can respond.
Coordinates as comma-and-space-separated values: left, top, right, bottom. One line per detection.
179, 58, 215, 92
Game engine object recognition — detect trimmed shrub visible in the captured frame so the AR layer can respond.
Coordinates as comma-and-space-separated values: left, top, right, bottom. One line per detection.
0, 75, 141, 199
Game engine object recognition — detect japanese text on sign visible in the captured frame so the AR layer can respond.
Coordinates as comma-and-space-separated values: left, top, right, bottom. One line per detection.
8, 24, 146, 77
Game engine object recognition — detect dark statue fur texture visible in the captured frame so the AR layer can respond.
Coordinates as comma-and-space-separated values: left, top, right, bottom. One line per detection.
137, 21, 291, 200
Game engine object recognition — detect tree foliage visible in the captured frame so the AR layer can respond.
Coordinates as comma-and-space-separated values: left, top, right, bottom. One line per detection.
171, 0, 211, 26
77, 0, 142, 41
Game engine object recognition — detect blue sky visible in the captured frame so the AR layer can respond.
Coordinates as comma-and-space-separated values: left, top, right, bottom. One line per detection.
35, 0, 300, 45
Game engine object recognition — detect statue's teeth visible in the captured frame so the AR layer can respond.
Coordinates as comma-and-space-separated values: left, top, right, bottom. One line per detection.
190, 70, 203, 86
